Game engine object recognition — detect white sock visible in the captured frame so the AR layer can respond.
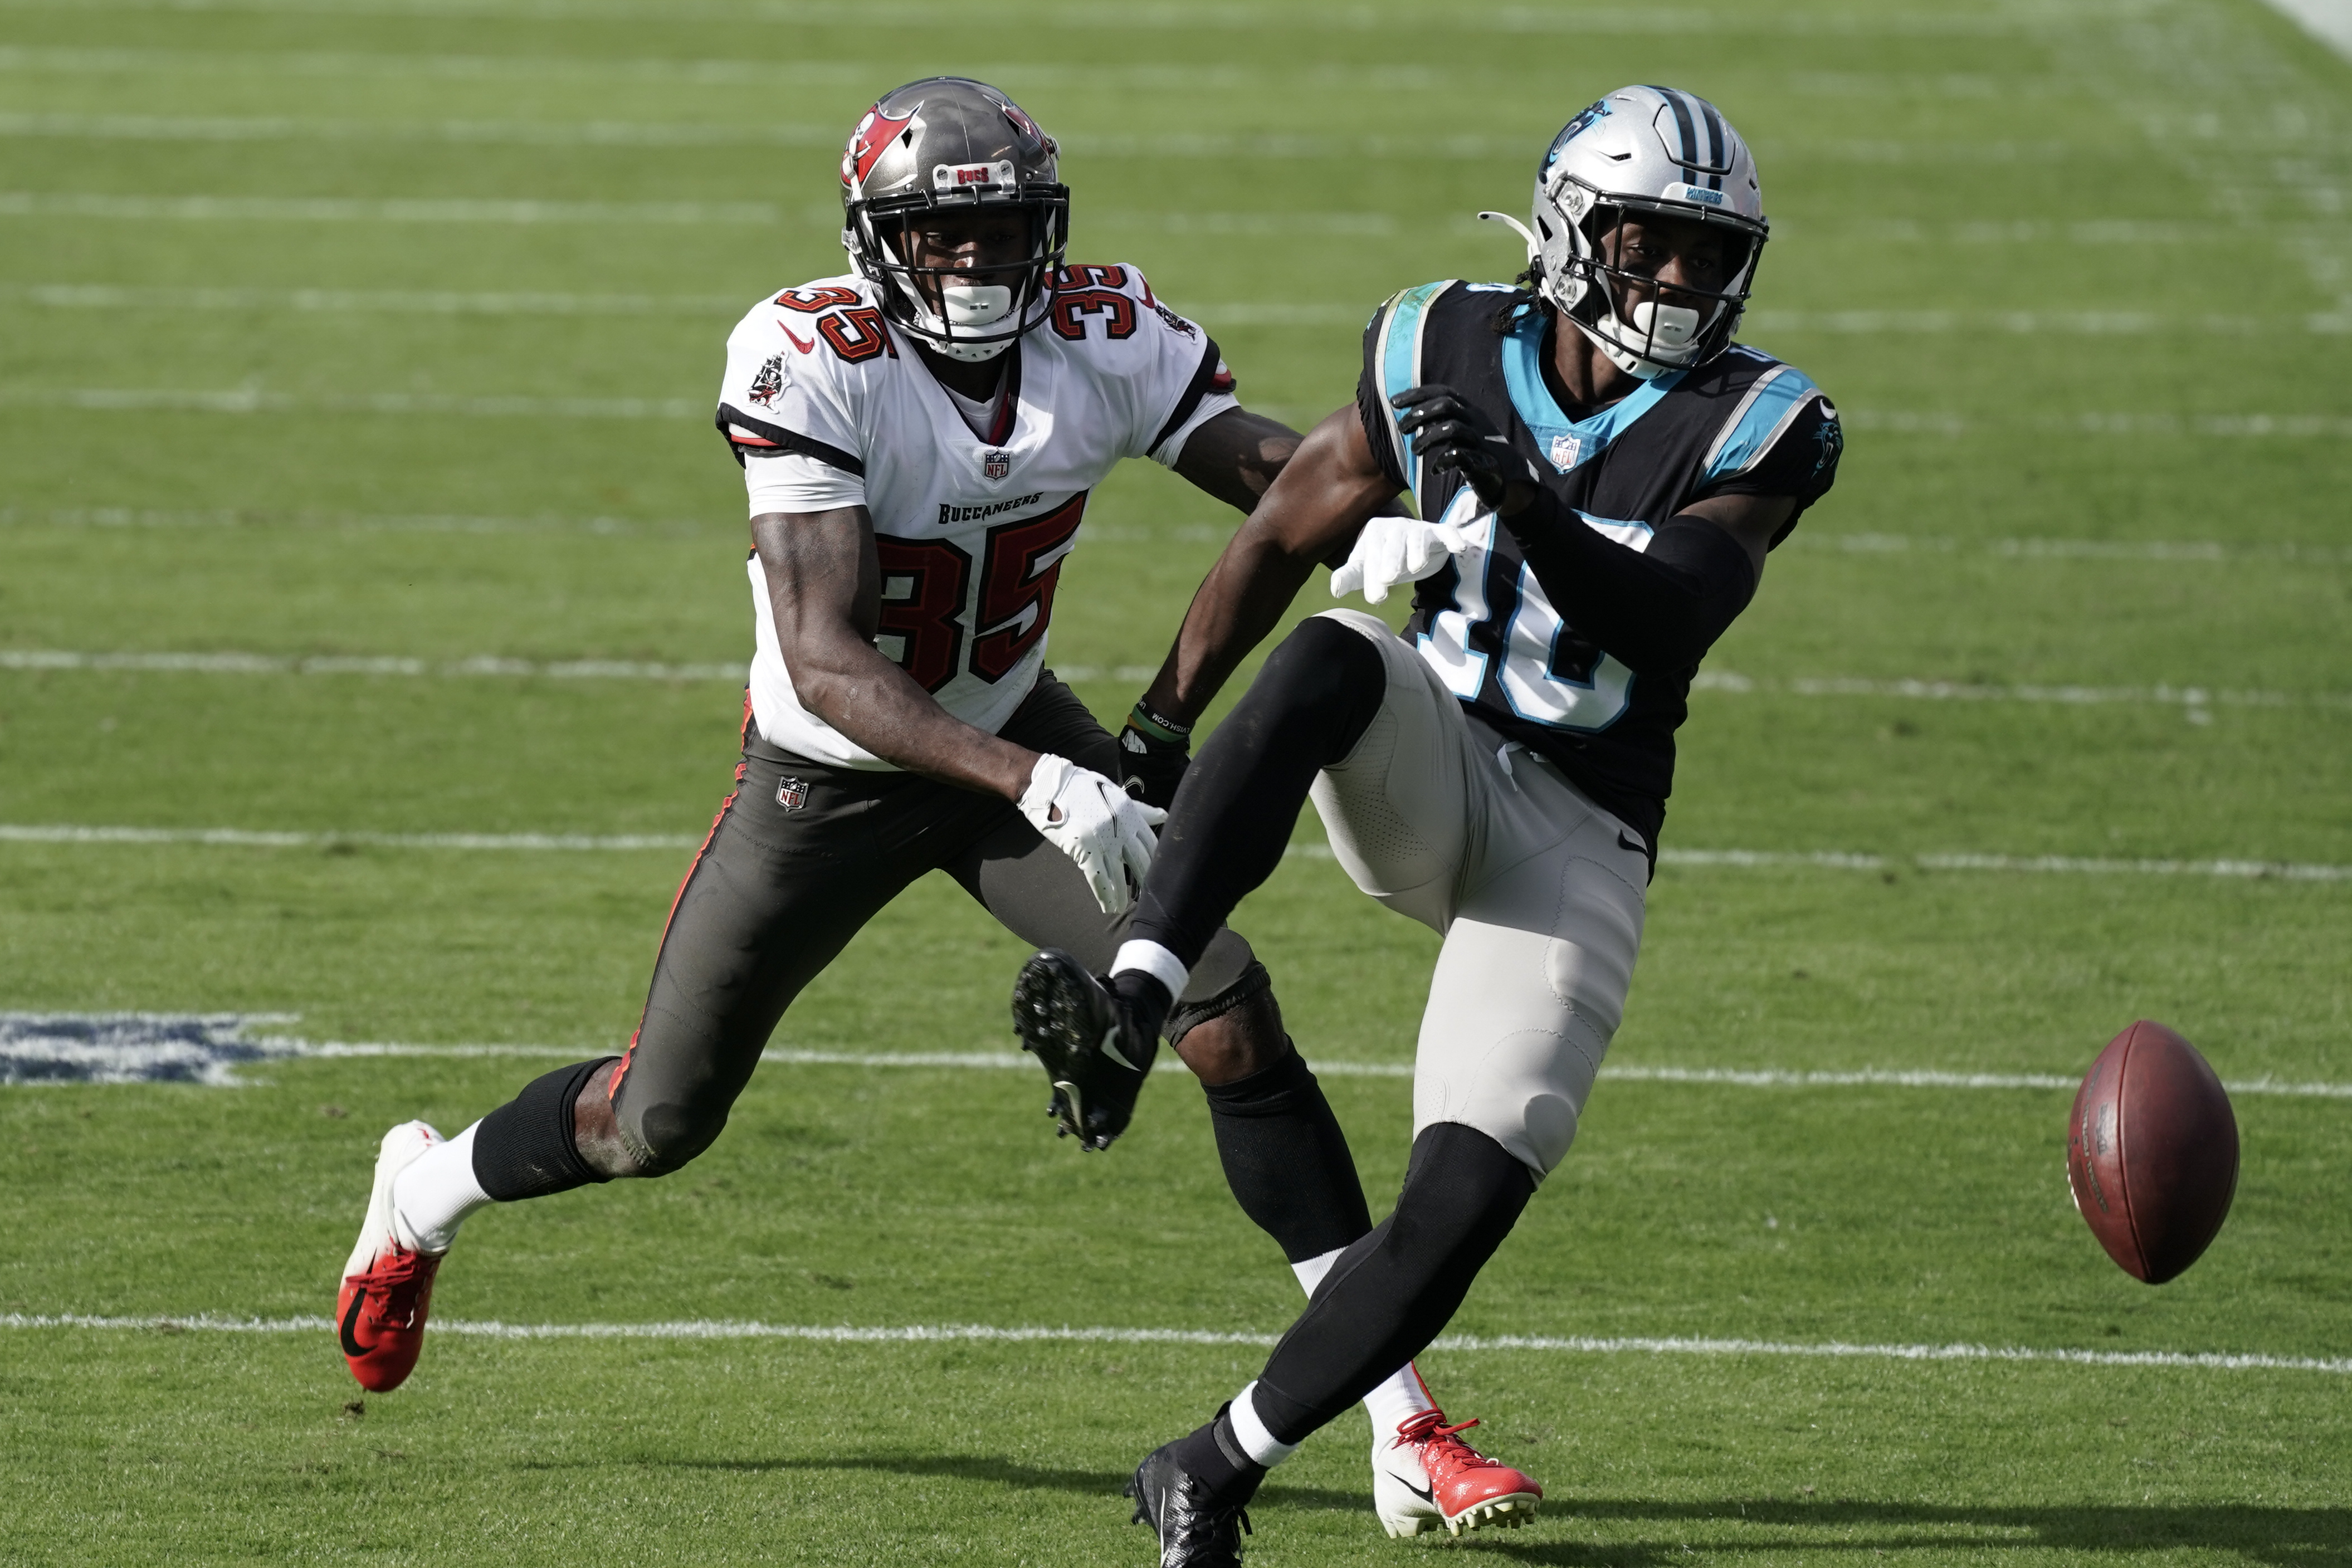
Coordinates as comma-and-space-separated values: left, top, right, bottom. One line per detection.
1228, 1380, 1300, 1467
1110, 939, 1189, 1003
1287, 1245, 1439, 1440
1362, 1361, 1438, 1442
389, 1121, 491, 1254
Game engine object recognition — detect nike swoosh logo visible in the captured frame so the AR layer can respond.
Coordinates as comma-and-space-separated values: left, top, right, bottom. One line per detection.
1099, 1023, 1139, 1073
779, 323, 816, 354
1401, 1475, 1434, 1502
339, 1291, 367, 1359
1617, 832, 1645, 854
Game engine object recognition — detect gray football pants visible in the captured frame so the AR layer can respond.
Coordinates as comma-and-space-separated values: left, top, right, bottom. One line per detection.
606, 675, 1261, 1174
1309, 610, 1650, 1180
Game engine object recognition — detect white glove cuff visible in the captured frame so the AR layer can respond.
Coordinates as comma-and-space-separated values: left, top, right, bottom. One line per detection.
1018, 753, 1075, 827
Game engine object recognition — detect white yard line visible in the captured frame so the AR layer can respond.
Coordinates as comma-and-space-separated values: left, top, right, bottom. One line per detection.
0, 826, 701, 849
22, 649, 2344, 716
0, 386, 706, 418
0, 649, 743, 680
1687, 671, 2352, 717
14, 287, 2345, 335
13, 387, 2352, 439
277, 1043, 2352, 1100
9, 506, 2341, 564
11, 1017, 2347, 1100
3, 825, 2345, 884
1, 1311, 2343, 1375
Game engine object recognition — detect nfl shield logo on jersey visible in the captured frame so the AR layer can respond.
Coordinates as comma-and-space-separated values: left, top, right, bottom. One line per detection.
982, 449, 1011, 481
775, 776, 808, 812
1549, 434, 1583, 472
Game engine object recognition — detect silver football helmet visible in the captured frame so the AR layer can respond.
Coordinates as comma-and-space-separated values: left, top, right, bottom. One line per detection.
840, 77, 1068, 362
1483, 85, 1769, 379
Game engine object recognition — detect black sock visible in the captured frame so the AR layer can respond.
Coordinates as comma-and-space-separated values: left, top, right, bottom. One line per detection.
1110, 970, 1170, 1074
1204, 1043, 1373, 1264
1131, 618, 1385, 969
1247, 1122, 1536, 1444
1164, 1404, 1266, 1505
471, 1057, 617, 1201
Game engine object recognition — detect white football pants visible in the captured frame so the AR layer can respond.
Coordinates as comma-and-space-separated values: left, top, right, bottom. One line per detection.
1307, 609, 1648, 1180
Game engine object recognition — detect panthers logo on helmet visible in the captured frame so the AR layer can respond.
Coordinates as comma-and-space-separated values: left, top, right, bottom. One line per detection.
842, 105, 917, 192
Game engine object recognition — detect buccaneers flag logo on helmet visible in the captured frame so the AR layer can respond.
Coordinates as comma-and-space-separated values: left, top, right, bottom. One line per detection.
842, 105, 916, 192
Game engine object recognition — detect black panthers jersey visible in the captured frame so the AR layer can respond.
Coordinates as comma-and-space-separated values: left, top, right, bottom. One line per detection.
1356, 281, 1842, 851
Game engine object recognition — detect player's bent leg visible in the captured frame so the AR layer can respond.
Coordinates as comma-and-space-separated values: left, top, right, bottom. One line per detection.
1411, 766, 1648, 1177
1297, 608, 1481, 932
1124, 613, 1390, 970
336, 741, 915, 1390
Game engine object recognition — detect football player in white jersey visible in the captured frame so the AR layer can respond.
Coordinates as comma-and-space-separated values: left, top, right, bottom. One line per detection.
331, 76, 1535, 1534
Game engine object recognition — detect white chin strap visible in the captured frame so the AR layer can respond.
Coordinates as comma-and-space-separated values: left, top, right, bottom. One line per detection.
1580, 298, 1707, 380
900, 280, 1019, 362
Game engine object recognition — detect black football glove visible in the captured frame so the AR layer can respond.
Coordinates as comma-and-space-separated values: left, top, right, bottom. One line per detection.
1390, 384, 1542, 514
1115, 703, 1191, 810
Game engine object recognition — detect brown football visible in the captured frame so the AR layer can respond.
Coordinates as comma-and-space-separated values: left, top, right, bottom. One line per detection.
2066, 1020, 2239, 1283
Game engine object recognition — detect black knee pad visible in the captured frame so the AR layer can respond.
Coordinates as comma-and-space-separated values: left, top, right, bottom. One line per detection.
1165, 958, 1275, 1047
474, 1057, 618, 1202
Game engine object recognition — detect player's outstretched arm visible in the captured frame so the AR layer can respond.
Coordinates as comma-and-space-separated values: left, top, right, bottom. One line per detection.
754, 506, 1042, 799
1140, 404, 1401, 726
1169, 407, 1302, 515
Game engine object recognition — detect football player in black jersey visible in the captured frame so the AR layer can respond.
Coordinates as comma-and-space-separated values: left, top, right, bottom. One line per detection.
1009, 86, 1842, 1559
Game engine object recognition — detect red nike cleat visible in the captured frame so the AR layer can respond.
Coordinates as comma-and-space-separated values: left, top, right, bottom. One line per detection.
336, 1121, 446, 1392
1372, 1408, 1544, 1537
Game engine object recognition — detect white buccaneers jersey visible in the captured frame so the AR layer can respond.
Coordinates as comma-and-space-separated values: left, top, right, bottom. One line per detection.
715, 266, 1237, 768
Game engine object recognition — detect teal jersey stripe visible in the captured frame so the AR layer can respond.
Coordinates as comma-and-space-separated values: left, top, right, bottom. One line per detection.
1377, 280, 1453, 509
1701, 360, 1822, 483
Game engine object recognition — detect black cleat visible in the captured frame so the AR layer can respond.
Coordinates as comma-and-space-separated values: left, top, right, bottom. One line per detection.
1126, 1441, 1254, 1567
1009, 950, 1162, 1151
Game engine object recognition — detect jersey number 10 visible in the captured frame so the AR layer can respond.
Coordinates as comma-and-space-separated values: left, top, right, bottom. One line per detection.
1417, 487, 1638, 732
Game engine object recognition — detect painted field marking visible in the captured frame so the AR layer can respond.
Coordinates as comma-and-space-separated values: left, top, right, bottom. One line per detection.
0, 112, 2112, 165
3, 826, 2346, 884
9, 506, 2341, 566
9, 1017, 2349, 1100
15, 287, 2346, 337
0, 649, 743, 680
1686, 671, 2352, 720
13, 387, 2352, 441
1788, 533, 2352, 564
1, 1312, 2343, 1375
6, 286, 1374, 320
27, 648, 2346, 716
0, 648, 1162, 682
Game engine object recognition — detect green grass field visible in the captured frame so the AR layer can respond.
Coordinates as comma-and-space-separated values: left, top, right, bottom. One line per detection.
3, 0, 2350, 1562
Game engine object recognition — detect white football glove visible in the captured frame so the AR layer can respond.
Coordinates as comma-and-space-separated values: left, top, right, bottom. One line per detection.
1328, 514, 1473, 604
1018, 753, 1166, 915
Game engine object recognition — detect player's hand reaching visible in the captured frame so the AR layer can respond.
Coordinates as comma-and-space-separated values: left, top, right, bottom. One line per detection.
1390, 384, 1543, 516
1330, 514, 1473, 603
1019, 753, 1165, 915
